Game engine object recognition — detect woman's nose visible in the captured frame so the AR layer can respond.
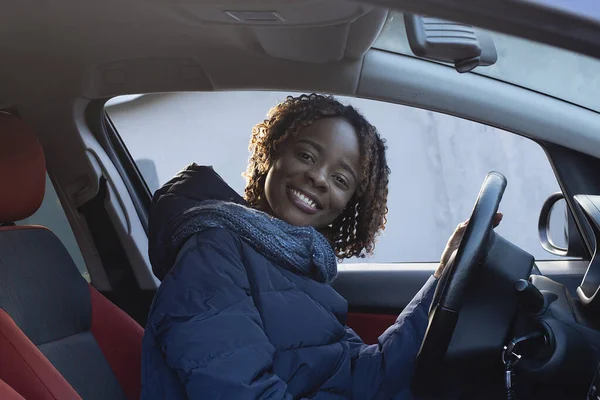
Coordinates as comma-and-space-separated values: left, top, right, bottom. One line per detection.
306, 167, 328, 190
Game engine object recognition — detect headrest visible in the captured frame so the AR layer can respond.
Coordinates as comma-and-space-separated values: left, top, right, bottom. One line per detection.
0, 114, 46, 223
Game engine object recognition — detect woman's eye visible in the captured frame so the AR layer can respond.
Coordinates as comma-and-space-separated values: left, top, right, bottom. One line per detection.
298, 151, 313, 162
333, 175, 348, 187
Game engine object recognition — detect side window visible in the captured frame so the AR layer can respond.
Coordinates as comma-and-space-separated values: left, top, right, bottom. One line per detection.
17, 174, 90, 281
106, 92, 564, 263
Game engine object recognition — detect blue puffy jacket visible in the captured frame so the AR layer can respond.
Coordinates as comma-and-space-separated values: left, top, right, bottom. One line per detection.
141, 164, 437, 399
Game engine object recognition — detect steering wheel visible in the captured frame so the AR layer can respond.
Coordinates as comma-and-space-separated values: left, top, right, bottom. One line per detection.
411, 171, 507, 394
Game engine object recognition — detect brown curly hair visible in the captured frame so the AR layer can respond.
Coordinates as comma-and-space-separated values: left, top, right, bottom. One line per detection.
244, 93, 390, 259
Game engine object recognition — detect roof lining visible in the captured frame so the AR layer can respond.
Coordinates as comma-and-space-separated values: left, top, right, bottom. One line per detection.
358, 49, 600, 159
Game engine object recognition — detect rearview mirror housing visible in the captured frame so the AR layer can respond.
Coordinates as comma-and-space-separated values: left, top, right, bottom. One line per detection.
404, 14, 498, 73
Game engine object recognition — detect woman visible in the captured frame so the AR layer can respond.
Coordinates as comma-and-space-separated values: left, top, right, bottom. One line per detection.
141, 94, 499, 399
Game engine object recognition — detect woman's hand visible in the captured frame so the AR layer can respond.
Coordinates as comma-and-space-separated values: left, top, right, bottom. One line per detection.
434, 213, 503, 278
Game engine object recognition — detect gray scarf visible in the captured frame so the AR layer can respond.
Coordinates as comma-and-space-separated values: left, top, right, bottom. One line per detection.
171, 200, 338, 283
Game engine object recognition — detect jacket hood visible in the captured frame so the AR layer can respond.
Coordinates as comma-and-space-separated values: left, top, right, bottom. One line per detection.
148, 163, 246, 280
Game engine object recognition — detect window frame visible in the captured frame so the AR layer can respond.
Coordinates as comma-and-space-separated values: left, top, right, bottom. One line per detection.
98, 94, 591, 265
86, 100, 152, 233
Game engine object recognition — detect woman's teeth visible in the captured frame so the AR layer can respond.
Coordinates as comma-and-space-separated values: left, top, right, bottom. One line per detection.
291, 189, 317, 209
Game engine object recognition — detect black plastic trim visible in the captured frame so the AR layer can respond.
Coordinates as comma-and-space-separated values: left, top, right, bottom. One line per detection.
541, 141, 598, 259
347, 305, 402, 315
79, 178, 138, 290
78, 178, 153, 324
332, 267, 433, 310
376, 0, 600, 61
85, 100, 151, 233
572, 195, 600, 306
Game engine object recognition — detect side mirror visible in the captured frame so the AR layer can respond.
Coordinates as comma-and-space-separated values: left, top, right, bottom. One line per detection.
538, 192, 585, 257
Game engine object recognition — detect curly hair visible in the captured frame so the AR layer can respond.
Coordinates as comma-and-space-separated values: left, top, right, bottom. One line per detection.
244, 93, 390, 259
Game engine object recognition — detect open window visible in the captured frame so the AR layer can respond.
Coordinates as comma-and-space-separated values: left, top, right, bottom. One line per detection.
105, 91, 575, 264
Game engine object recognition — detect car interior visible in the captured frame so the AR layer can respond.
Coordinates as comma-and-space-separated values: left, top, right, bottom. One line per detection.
2, 0, 600, 399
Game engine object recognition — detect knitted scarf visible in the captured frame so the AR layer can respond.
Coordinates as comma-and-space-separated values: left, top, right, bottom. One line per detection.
171, 200, 338, 283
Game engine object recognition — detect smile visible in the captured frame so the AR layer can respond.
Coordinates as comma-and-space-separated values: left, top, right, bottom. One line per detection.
288, 188, 320, 214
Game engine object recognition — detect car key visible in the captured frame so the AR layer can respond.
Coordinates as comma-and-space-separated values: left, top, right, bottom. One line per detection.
504, 360, 517, 400
503, 343, 522, 400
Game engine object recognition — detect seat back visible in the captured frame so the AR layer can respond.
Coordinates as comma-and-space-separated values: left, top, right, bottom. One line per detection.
0, 114, 143, 400
0, 377, 25, 400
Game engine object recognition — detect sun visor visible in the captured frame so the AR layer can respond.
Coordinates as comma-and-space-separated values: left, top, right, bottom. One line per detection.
253, 8, 387, 63
148, 0, 368, 27
255, 24, 349, 63
404, 14, 498, 73
145, 0, 386, 63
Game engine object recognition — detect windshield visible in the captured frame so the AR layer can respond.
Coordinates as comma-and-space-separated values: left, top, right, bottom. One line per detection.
374, 12, 600, 113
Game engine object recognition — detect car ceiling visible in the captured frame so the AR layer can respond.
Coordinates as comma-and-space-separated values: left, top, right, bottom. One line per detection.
4, 0, 599, 103
0, 0, 390, 105
1, 0, 599, 102
3, 0, 600, 159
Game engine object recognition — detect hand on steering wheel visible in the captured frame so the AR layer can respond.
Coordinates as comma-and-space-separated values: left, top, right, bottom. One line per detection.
412, 172, 508, 396
436, 213, 503, 278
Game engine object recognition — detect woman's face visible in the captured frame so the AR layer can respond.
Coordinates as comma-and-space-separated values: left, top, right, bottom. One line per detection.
262, 117, 361, 228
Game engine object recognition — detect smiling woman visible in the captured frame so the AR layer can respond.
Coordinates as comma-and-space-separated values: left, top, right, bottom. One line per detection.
260, 119, 363, 227
107, 90, 565, 263
245, 94, 390, 259
137, 92, 453, 399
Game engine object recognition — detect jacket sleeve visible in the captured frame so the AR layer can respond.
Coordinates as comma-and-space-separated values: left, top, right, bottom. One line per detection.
146, 228, 295, 400
347, 276, 438, 399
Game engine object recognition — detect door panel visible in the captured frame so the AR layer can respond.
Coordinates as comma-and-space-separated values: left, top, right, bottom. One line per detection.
332, 264, 435, 344
333, 264, 435, 310
536, 260, 588, 296
334, 260, 587, 344
345, 313, 397, 345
